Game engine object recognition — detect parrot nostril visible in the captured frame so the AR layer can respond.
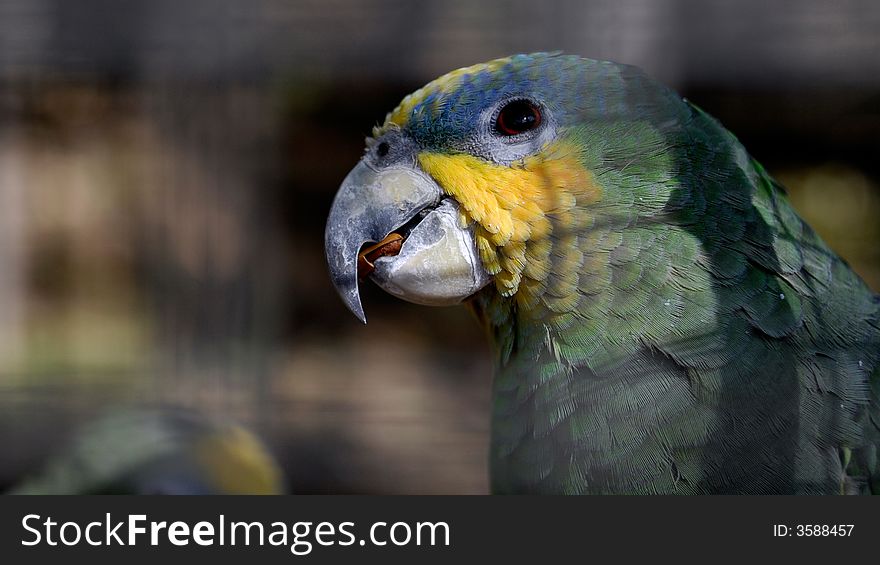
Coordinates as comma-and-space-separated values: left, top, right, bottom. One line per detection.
376, 141, 390, 157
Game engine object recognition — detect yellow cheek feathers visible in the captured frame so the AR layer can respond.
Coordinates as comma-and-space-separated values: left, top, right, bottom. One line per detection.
417, 143, 601, 302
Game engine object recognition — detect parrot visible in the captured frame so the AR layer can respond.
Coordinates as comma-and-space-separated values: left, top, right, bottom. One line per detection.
8, 408, 284, 495
325, 53, 880, 494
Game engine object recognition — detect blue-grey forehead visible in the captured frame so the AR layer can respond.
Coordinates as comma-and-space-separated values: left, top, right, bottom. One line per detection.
405, 59, 565, 144
396, 54, 630, 149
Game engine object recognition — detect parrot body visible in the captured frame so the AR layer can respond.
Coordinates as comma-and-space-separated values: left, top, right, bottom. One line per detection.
326, 54, 880, 494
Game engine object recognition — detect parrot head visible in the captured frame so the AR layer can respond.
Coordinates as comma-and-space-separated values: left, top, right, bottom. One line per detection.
326, 53, 680, 323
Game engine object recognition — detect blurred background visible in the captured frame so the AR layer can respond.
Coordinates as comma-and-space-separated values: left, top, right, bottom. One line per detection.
0, 0, 878, 494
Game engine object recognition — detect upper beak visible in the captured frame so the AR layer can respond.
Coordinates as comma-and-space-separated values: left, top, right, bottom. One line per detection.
324, 160, 442, 322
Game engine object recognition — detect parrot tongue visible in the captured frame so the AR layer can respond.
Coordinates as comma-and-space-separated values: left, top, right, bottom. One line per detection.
357, 233, 404, 279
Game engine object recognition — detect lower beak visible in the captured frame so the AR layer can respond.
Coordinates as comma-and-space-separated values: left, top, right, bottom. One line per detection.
324, 160, 442, 322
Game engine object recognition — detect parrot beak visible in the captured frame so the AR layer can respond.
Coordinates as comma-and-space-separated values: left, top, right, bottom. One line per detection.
325, 160, 490, 322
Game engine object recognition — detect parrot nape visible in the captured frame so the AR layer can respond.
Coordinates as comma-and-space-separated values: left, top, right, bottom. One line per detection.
9, 408, 284, 495
324, 53, 880, 494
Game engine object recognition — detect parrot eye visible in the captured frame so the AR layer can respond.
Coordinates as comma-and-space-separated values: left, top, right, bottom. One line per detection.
495, 99, 542, 136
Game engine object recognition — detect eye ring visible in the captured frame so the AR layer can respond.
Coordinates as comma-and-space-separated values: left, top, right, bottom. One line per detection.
494, 99, 542, 137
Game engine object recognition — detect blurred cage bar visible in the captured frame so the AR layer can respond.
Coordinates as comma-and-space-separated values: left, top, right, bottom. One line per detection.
0, 0, 878, 493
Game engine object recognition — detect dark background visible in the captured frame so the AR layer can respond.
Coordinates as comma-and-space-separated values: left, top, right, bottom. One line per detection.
0, 0, 878, 493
